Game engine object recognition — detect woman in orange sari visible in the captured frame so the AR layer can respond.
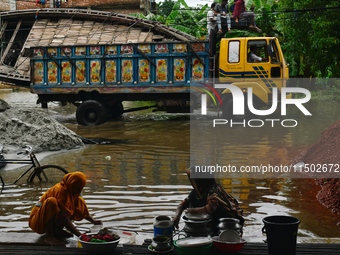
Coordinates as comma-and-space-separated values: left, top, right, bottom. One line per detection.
29, 172, 102, 246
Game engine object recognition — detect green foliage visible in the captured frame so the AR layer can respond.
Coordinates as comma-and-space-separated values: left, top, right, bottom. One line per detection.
311, 86, 340, 101
158, 0, 176, 18
277, 0, 340, 79
136, 0, 340, 82
248, 0, 279, 36
162, 0, 209, 39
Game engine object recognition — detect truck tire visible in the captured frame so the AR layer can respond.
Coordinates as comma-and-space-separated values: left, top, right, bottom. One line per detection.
76, 100, 108, 126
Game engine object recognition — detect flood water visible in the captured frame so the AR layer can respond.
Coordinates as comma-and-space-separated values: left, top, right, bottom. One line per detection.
0, 89, 340, 244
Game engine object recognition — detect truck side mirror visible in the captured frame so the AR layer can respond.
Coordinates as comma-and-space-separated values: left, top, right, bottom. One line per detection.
267, 45, 274, 57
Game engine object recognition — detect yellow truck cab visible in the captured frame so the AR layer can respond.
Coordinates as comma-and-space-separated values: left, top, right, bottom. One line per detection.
216, 37, 289, 119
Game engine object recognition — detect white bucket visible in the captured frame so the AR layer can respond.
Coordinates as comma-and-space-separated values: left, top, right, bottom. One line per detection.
153, 215, 173, 237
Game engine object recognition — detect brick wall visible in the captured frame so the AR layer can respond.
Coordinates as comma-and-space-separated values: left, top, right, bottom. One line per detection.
0, 0, 147, 14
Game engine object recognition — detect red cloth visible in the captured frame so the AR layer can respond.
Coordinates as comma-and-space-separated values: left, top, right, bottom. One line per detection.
233, 0, 246, 20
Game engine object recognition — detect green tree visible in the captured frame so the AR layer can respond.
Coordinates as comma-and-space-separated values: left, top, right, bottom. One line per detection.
249, 0, 280, 37
134, 0, 208, 38
277, 0, 340, 79
163, 0, 208, 39
158, 0, 176, 18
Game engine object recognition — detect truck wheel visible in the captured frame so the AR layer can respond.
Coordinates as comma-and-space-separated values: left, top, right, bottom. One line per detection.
76, 100, 108, 126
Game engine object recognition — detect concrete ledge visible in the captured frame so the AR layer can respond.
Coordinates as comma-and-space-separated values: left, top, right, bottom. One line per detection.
0, 232, 47, 245
1, 232, 340, 246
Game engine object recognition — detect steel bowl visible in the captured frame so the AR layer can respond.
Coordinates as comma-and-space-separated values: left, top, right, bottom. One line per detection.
182, 215, 212, 230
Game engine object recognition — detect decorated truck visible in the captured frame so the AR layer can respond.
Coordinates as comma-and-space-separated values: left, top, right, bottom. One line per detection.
30, 41, 210, 125
29, 36, 288, 125
0, 9, 289, 126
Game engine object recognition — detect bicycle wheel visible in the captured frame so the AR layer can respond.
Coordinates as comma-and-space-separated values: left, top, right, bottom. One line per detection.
28, 165, 68, 185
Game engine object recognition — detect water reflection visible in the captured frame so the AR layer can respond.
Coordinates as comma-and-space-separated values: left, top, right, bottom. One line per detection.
0, 90, 339, 243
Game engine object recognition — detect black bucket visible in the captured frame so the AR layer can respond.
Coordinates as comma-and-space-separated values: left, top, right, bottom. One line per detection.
262, 215, 300, 255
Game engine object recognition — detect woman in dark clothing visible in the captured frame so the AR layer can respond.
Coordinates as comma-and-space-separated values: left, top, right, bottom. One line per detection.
173, 167, 244, 235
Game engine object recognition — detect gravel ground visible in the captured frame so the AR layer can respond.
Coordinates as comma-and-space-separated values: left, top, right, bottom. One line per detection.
0, 99, 84, 157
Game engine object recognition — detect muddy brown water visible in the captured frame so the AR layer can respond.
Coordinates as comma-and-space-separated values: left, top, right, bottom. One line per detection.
0, 90, 339, 243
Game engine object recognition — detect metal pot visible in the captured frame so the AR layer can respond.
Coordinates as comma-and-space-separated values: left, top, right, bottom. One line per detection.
182, 215, 212, 237
151, 236, 172, 251
217, 218, 242, 236
183, 218, 212, 230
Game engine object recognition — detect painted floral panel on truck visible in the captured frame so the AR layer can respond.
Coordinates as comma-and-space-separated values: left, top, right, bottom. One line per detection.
48, 61, 57, 84
33, 62, 43, 84
105, 60, 117, 83
139, 59, 150, 82
76, 61, 86, 83
122, 60, 133, 83
90, 60, 101, 83
156, 59, 167, 82
174, 58, 185, 82
62, 61, 72, 83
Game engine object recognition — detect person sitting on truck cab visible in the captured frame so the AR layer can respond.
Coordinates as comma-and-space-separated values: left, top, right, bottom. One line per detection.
229, 0, 237, 14
248, 45, 262, 62
232, 0, 245, 22
207, 2, 222, 36
233, 0, 261, 32
215, 0, 231, 38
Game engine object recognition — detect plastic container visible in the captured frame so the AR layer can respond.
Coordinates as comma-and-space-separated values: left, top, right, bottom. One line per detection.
153, 215, 173, 238
262, 215, 300, 255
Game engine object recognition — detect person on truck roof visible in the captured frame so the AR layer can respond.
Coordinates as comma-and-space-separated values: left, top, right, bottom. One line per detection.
229, 0, 237, 13
207, 2, 222, 36
233, 0, 261, 33
215, 0, 231, 39
232, 0, 246, 22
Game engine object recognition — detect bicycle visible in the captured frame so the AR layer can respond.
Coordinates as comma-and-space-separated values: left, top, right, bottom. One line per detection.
0, 145, 68, 185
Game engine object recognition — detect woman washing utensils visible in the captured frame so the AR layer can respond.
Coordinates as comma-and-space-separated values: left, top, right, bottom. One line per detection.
173, 167, 244, 235
28, 172, 102, 246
